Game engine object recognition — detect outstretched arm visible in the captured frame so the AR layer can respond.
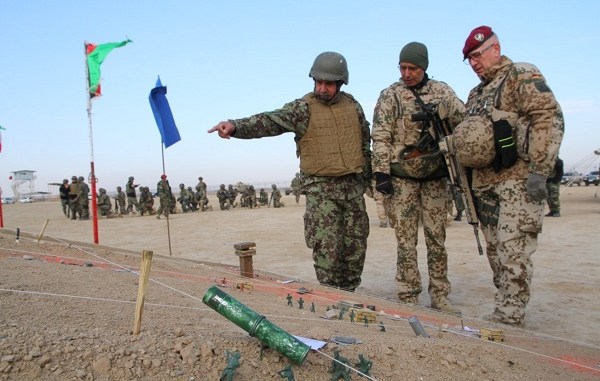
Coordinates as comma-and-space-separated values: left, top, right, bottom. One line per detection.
207, 121, 235, 139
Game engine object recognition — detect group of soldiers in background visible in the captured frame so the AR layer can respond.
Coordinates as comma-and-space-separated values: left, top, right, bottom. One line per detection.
216, 183, 285, 210
58, 176, 90, 220
59, 174, 302, 219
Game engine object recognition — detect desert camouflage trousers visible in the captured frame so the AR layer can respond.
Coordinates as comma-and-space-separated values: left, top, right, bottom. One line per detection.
127, 196, 139, 213
304, 192, 369, 291
474, 179, 544, 323
545, 182, 560, 213
388, 177, 451, 300
373, 190, 390, 225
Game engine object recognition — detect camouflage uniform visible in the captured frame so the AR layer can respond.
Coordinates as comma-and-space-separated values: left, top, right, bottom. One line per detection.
216, 184, 230, 210
290, 173, 302, 204
229, 92, 371, 291
96, 188, 112, 216
227, 185, 238, 207
77, 176, 90, 220
372, 76, 465, 306
258, 189, 268, 206
156, 177, 172, 218
545, 157, 563, 216
270, 185, 284, 208
138, 187, 155, 215
465, 56, 564, 324
187, 186, 198, 211
177, 184, 192, 212
372, 181, 390, 228
67, 176, 80, 220
116, 186, 127, 215
125, 177, 140, 214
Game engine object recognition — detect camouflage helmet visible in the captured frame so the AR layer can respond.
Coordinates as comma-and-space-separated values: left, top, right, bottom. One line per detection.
453, 116, 495, 168
128, 176, 134, 181
117, 186, 122, 191
395, 146, 445, 179
99, 188, 106, 194
179, 183, 185, 188
271, 184, 277, 189
309, 51, 349, 85
71, 176, 77, 181
220, 184, 225, 189
63, 179, 68, 183
198, 176, 203, 180
78, 176, 85, 181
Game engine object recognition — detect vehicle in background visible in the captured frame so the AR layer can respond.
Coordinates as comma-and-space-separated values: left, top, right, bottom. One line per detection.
1, 197, 15, 204
561, 172, 583, 186
18, 197, 33, 203
584, 171, 600, 186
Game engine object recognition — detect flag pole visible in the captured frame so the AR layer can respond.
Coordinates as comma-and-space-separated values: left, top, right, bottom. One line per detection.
161, 144, 173, 256
84, 41, 100, 244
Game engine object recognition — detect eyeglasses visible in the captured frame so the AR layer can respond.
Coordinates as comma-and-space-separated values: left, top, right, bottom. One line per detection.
463, 44, 496, 64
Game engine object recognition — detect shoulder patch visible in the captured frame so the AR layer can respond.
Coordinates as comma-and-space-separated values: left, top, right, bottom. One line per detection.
533, 79, 551, 92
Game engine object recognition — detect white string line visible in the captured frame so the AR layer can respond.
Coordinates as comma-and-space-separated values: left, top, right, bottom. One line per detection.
4, 235, 600, 372
5, 238, 600, 352
2, 287, 599, 375
5, 239, 600, 353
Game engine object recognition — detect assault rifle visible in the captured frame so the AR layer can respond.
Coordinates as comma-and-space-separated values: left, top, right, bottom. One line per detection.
412, 103, 484, 256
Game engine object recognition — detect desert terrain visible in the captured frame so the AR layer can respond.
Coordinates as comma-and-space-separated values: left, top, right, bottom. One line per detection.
0, 185, 599, 380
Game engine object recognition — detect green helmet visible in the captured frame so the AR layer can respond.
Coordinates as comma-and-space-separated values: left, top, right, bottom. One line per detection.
309, 52, 349, 85
99, 188, 106, 194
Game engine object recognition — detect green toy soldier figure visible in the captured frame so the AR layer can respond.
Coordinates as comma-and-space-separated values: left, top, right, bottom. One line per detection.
330, 349, 352, 381
298, 297, 304, 309
286, 293, 293, 307
277, 365, 296, 381
220, 350, 241, 381
379, 321, 386, 332
310, 302, 316, 313
355, 354, 373, 377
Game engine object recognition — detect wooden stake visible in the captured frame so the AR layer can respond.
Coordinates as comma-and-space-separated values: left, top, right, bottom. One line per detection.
133, 250, 153, 335
36, 219, 50, 243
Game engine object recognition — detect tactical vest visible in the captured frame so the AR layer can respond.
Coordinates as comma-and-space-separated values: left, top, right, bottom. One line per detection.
299, 93, 364, 176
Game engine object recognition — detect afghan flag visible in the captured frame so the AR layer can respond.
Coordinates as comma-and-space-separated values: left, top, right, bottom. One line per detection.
85, 39, 131, 98
0, 126, 5, 153
149, 77, 181, 148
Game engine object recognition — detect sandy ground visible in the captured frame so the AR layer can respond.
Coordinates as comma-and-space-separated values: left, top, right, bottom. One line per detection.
1, 186, 599, 380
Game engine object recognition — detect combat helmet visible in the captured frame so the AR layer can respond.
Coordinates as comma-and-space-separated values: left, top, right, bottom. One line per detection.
395, 146, 446, 179
309, 52, 349, 85
99, 188, 106, 194
452, 116, 495, 168
78, 176, 85, 181
271, 184, 277, 189
71, 176, 77, 181
128, 176, 134, 181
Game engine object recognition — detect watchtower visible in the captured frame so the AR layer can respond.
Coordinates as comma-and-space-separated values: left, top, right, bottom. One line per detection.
10, 170, 36, 200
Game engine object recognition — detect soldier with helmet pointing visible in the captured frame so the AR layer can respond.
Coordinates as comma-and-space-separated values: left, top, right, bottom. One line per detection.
209, 51, 372, 291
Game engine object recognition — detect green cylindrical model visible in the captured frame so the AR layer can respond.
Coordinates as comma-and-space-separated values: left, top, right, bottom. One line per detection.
202, 286, 310, 365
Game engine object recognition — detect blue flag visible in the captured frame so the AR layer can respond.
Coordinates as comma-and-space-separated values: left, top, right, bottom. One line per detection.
149, 76, 181, 148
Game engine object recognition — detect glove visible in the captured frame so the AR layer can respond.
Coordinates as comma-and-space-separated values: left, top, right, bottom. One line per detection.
526, 173, 548, 202
374, 172, 393, 196
491, 120, 518, 173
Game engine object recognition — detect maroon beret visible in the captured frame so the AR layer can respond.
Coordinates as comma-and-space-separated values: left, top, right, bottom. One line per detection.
463, 26, 494, 59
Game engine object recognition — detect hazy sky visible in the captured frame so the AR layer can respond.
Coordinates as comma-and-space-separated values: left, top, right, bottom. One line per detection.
1, 0, 599, 197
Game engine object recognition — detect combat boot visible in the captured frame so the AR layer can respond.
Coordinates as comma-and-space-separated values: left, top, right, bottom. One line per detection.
454, 211, 462, 221
431, 297, 462, 316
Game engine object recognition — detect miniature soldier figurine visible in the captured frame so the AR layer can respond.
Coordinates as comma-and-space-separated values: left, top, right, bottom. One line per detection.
379, 321, 386, 332
310, 302, 316, 313
349, 309, 356, 323
277, 365, 296, 381
298, 297, 304, 310
286, 293, 293, 307
220, 350, 241, 381
355, 354, 373, 377
330, 349, 352, 381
